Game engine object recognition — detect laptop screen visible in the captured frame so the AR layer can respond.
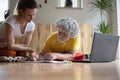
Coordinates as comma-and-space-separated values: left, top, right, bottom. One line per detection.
90, 32, 119, 62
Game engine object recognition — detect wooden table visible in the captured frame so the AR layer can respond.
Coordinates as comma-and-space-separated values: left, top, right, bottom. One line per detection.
0, 61, 119, 80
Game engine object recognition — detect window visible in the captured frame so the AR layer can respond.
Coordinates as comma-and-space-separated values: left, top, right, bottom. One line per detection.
117, 0, 120, 59
59, 0, 77, 7
57, 0, 83, 8
0, 0, 9, 21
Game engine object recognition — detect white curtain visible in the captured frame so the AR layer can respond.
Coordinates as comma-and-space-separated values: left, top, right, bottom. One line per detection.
117, 0, 120, 59
0, 0, 9, 21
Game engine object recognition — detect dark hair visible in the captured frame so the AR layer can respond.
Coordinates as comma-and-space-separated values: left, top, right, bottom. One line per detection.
17, 0, 38, 11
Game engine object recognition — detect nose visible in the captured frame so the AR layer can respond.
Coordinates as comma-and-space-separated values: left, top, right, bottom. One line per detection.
59, 31, 67, 37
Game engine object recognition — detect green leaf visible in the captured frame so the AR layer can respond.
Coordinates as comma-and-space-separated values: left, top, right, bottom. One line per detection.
98, 21, 110, 34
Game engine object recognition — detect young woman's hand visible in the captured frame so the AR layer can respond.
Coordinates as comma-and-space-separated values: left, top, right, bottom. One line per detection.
28, 51, 39, 61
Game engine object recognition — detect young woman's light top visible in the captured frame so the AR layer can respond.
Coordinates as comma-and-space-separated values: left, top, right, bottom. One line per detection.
0, 15, 35, 40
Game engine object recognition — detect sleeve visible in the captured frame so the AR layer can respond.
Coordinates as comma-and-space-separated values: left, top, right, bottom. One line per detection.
42, 35, 53, 52
5, 15, 15, 28
70, 36, 80, 51
26, 21, 35, 32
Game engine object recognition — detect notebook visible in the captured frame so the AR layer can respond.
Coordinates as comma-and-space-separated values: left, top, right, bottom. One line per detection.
72, 32, 119, 63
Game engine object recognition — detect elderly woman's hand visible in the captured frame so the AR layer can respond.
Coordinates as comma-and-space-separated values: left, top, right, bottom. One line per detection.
38, 53, 58, 60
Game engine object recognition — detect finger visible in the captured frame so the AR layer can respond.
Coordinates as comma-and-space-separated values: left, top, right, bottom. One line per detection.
38, 55, 44, 60
29, 53, 37, 61
44, 54, 52, 60
43, 54, 49, 59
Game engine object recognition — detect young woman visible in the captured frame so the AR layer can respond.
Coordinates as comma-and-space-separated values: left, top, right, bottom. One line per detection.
0, 0, 38, 61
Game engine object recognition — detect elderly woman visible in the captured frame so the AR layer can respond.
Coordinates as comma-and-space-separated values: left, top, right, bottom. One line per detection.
38, 18, 80, 60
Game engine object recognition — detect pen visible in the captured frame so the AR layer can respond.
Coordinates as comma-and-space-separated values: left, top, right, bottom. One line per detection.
63, 60, 72, 64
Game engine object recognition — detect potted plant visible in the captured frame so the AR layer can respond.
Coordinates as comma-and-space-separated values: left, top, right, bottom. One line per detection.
90, 0, 115, 34
98, 21, 110, 34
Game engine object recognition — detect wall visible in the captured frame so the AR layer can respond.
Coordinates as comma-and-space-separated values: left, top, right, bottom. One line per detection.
34, 0, 109, 31
9, 0, 110, 31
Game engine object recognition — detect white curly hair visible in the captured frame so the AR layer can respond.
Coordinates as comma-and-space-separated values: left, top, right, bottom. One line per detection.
55, 18, 80, 38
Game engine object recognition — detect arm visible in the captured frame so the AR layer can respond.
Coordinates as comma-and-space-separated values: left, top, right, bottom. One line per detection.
6, 23, 32, 51
39, 36, 80, 60
39, 50, 77, 60
46, 52, 74, 60
45, 36, 80, 60
24, 31, 33, 46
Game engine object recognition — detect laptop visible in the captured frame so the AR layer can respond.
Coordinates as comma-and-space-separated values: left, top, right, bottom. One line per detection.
72, 32, 119, 63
